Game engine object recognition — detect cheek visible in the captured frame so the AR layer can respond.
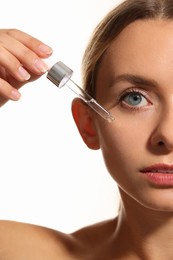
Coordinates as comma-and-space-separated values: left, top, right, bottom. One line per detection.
96, 112, 153, 180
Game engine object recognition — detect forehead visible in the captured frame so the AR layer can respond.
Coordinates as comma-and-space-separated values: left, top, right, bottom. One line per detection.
97, 19, 173, 81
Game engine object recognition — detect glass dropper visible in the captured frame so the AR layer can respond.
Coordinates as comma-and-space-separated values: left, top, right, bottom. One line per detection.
46, 61, 114, 122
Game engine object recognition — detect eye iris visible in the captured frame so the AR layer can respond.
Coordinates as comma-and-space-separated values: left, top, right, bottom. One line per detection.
126, 93, 142, 106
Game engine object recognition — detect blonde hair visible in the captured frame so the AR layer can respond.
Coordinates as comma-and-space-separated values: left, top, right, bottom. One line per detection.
82, 0, 173, 98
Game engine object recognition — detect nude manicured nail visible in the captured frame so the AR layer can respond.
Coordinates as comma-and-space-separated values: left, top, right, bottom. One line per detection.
38, 44, 53, 55
34, 59, 49, 73
10, 90, 21, 101
18, 66, 31, 81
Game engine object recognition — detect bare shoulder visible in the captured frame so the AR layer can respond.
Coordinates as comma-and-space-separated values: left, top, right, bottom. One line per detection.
0, 218, 118, 259
0, 220, 84, 259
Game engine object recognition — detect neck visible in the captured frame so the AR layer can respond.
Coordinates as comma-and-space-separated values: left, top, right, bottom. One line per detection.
114, 192, 173, 260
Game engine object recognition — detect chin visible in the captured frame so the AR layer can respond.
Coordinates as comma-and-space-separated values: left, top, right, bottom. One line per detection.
121, 187, 173, 213
135, 189, 173, 213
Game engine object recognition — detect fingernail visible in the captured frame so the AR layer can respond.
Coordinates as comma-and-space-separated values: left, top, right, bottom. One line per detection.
10, 89, 21, 101
18, 66, 31, 81
38, 44, 53, 55
34, 59, 49, 73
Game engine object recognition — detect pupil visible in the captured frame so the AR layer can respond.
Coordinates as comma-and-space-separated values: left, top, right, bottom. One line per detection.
129, 94, 141, 105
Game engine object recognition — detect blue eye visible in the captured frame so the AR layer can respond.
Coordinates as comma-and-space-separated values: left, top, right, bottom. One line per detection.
122, 92, 148, 107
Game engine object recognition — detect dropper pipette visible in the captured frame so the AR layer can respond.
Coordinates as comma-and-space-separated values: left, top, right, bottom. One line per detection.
46, 61, 114, 122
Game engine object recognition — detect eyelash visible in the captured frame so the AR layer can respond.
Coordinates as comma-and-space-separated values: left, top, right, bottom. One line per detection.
118, 88, 152, 110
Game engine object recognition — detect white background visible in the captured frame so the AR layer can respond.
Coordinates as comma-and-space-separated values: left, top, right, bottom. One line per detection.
0, 0, 122, 233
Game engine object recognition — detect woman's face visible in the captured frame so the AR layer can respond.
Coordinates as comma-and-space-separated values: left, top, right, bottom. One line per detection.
95, 19, 173, 211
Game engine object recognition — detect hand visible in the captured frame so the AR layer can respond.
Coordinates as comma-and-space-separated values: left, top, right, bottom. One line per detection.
0, 29, 53, 106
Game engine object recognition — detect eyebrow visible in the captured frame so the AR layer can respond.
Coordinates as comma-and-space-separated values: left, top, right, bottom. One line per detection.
109, 74, 158, 88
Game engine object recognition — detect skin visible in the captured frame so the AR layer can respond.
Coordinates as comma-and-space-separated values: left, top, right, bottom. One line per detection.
0, 29, 51, 106
94, 19, 173, 213
73, 19, 173, 259
1, 19, 173, 259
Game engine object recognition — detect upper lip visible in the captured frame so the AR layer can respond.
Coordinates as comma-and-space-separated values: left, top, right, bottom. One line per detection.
140, 164, 173, 173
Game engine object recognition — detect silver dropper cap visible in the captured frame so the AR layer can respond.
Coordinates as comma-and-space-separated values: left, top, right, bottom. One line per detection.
47, 61, 73, 88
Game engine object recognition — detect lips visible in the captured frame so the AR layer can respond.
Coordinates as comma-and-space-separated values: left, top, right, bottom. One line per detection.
141, 164, 173, 174
140, 164, 173, 185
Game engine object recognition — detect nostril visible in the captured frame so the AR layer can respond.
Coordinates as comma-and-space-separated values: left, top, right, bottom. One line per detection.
158, 141, 164, 146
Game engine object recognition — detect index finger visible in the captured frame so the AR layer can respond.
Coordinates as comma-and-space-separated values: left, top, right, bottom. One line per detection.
5, 29, 53, 58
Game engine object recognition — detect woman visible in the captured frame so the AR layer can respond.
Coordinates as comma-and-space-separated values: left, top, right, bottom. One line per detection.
1, 0, 173, 258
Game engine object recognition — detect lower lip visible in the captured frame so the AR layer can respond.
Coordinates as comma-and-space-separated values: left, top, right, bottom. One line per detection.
141, 172, 173, 186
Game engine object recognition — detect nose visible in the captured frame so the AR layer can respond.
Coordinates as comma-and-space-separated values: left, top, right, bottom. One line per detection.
150, 110, 173, 152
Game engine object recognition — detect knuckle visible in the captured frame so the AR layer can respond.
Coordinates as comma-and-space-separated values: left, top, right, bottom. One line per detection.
0, 78, 14, 100
0, 78, 7, 91
0, 31, 10, 45
7, 28, 20, 37
21, 48, 33, 58
10, 59, 21, 73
